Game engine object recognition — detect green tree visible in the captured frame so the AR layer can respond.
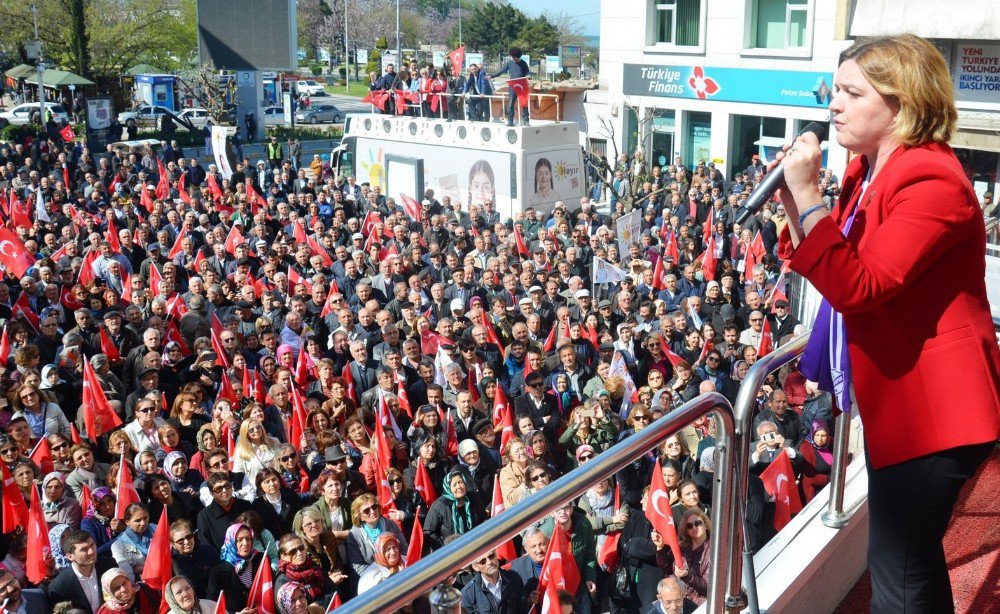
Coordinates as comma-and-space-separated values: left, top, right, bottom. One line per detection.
462, 3, 527, 59
512, 16, 561, 59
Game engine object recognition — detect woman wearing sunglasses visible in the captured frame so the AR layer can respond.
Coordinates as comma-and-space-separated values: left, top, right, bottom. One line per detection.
252, 467, 304, 538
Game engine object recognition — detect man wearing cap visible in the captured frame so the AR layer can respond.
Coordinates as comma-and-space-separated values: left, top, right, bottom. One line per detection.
569, 289, 594, 323
767, 299, 799, 347
322, 446, 368, 497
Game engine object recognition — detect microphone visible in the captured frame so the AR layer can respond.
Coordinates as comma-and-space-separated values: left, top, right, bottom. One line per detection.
734, 121, 829, 227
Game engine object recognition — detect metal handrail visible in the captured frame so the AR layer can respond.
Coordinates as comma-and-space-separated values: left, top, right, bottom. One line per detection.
366, 91, 561, 123
339, 392, 737, 613
725, 332, 811, 610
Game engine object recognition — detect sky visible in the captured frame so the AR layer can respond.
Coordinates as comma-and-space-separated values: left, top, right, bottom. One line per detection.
507, 0, 601, 37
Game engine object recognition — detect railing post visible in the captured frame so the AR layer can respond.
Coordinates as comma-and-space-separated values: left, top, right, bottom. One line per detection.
821, 409, 854, 528
707, 407, 739, 613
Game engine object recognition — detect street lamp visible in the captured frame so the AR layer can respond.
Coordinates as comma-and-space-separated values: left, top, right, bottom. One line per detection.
29, 4, 46, 126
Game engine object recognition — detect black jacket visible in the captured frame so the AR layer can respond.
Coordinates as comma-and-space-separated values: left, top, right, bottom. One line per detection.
423, 494, 486, 550
460, 570, 528, 614
196, 496, 254, 551
206, 551, 266, 613
46, 556, 119, 613
618, 509, 669, 608
171, 543, 220, 598
513, 393, 560, 439
251, 486, 305, 537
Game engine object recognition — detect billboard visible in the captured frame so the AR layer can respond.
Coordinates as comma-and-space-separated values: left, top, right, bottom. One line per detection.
197, 0, 297, 70
952, 43, 1000, 104
85, 97, 114, 153
524, 149, 584, 211
354, 137, 515, 218
623, 63, 833, 109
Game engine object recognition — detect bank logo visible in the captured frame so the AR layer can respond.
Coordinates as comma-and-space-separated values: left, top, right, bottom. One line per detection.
688, 66, 721, 100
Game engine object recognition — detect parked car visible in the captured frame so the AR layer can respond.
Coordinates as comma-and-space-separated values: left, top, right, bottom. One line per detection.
296, 104, 342, 124
0, 102, 70, 127
262, 106, 288, 127
295, 79, 326, 96
117, 104, 173, 131
177, 107, 213, 129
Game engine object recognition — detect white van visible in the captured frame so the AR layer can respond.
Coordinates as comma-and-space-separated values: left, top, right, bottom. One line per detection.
330, 115, 585, 221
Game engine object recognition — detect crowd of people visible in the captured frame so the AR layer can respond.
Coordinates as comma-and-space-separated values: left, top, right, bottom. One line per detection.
0, 104, 861, 614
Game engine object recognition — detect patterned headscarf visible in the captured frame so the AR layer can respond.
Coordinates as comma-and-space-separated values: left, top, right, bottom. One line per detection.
163, 451, 189, 487
101, 568, 136, 611
372, 532, 403, 571
220, 522, 257, 574
276, 581, 307, 614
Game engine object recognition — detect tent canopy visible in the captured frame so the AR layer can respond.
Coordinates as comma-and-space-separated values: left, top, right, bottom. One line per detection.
4, 64, 36, 80
22, 68, 95, 88
127, 64, 164, 76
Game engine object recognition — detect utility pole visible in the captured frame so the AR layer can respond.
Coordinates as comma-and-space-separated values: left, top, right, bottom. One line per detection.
29, 4, 46, 127
344, 0, 349, 92
395, 0, 401, 65
458, 0, 462, 45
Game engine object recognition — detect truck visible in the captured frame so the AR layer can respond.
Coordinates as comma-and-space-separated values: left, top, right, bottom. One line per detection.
330, 115, 586, 221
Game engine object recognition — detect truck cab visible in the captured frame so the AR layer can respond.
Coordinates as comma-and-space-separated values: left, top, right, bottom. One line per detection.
330, 115, 585, 221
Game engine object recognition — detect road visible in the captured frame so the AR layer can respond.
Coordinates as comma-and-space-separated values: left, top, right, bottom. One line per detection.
312, 92, 370, 115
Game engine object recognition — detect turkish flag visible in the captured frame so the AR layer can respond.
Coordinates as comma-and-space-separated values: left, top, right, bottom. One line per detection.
320, 283, 340, 319
744, 231, 766, 278
324, 592, 342, 612
294, 347, 313, 388
29, 436, 54, 475
99, 326, 121, 363
491, 475, 517, 561
164, 319, 191, 356
760, 448, 802, 531
652, 252, 665, 291
597, 483, 622, 568
106, 215, 122, 253
217, 370, 239, 406
701, 234, 717, 281
513, 225, 530, 257
12, 291, 39, 332
26, 487, 53, 584
147, 262, 163, 297
413, 458, 438, 507
82, 357, 123, 441
406, 511, 424, 564
224, 224, 244, 256
76, 248, 98, 287
448, 45, 466, 77
288, 387, 308, 449
307, 235, 333, 267
60, 124, 75, 142
758, 316, 774, 357
0, 227, 36, 278
167, 227, 186, 259
543, 326, 557, 354
420, 329, 440, 356
114, 452, 141, 519
361, 90, 389, 112
1, 460, 29, 533
247, 554, 276, 614
70, 423, 83, 445
178, 173, 192, 205
659, 334, 684, 368
156, 158, 171, 200
9, 191, 31, 230
646, 459, 684, 567
696, 339, 715, 366
288, 267, 313, 294
341, 363, 356, 402
0, 326, 12, 365
214, 592, 227, 614
540, 580, 561, 614
539, 524, 580, 596
206, 174, 223, 202
769, 267, 790, 314
139, 183, 156, 213
396, 378, 413, 419
141, 507, 172, 590
399, 193, 422, 220
507, 77, 531, 107
211, 329, 230, 369
245, 181, 264, 212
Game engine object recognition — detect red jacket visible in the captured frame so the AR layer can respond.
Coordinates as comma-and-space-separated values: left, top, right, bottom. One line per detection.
779, 142, 1000, 468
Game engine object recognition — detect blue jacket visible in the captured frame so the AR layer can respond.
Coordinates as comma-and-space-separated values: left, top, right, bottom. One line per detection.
463, 72, 493, 96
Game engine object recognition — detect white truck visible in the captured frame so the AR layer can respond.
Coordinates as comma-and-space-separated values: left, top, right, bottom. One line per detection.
330, 115, 586, 221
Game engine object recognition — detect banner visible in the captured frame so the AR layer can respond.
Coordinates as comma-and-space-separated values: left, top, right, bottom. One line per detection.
615, 209, 642, 253
211, 125, 234, 181
594, 257, 627, 285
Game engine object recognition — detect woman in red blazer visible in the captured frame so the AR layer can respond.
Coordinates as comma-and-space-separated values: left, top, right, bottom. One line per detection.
777, 34, 1000, 613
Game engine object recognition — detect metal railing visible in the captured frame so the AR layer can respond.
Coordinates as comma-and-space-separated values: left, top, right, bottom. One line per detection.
339, 392, 737, 613
366, 91, 562, 124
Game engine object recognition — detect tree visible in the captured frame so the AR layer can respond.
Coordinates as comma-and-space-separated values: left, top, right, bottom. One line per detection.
463, 3, 528, 59
512, 16, 560, 59
176, 65, 239, 126
594, 100, 660, 213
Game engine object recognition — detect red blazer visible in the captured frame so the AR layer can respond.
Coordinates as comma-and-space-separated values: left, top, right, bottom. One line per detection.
779, 142, 1000, 469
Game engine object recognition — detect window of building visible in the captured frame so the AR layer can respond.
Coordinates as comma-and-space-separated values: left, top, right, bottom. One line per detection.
747, 0, 810, 50
684, 111, 712, 167
650, 0, 703, 48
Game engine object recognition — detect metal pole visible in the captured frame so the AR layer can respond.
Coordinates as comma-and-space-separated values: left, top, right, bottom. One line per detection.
428, 583, 462, 614
31, 4, 44, 127
458, 0, 462, 45
821, 408, 853, 528
395, 0, 401, 65
344, 0, 349, 92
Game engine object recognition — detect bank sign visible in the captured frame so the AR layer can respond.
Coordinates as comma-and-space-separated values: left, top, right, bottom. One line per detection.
623, 63, 833, 109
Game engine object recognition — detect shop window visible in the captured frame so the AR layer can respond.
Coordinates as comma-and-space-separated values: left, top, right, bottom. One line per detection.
747, 0, 811, 50
650, 0, 704, 49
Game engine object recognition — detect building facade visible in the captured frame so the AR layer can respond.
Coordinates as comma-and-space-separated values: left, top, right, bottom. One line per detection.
589, 0, 999, 196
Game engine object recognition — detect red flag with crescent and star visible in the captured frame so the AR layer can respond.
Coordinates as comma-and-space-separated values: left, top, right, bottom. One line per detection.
646, 458, 684, 567
760, 448, 802, 530
26, 487, 53, 584
539, 524, 580, 596
247, 553, 276, 614
0, 227, 36, 278
507, 77, 530, 107
448, 45, 466, 77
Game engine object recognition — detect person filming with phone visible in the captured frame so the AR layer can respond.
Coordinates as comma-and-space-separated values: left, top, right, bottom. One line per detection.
750, 421, 800, 474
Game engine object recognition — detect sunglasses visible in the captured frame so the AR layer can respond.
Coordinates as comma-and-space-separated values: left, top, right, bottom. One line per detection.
279, 454, 296, 462
530, 473, 548, 483
634, 415, 651, 423
211, 483, 233, 494
360, 505, 379, 515
388, 478, 402, 485
51, 442, 69, 451
579, 454, 594, 461
283, 545, 305, 556
476, 553, 498, 565
172, 534, 195, 545
0, 448, 18, 456
687, 520, 705, 529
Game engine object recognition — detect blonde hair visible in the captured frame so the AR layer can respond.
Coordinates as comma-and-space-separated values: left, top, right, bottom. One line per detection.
839, 34, 956, 146
236, 418, 278, 460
